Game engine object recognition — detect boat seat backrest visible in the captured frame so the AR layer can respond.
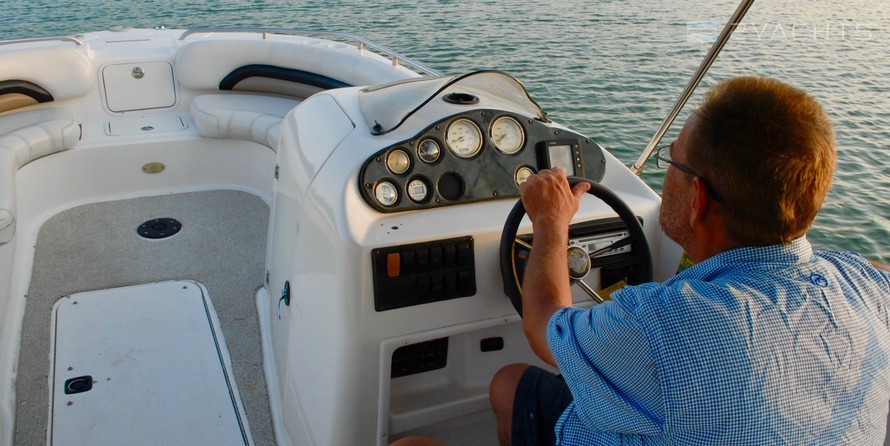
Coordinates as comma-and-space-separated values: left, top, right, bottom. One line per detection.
174, 39, 408, 96
0, 107, 80, 245
189, 94, 300, 151
0, 45, 93, 114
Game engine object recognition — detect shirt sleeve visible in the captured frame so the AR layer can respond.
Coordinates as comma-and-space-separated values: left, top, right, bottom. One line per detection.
546, 297, 664, 436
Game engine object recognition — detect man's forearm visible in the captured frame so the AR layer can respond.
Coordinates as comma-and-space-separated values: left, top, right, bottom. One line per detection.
516, 168, 589, 367
521, 220, 573, 367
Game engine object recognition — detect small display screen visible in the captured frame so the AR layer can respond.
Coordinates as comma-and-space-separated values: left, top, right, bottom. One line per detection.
548, 144, 576, 176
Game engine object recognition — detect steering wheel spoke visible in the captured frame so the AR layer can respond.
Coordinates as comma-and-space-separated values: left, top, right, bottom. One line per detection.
514, 237, 533, 251
575, 279, 605, 304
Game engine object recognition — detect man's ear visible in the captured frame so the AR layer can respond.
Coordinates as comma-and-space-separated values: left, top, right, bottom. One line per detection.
688, 177, 712, 227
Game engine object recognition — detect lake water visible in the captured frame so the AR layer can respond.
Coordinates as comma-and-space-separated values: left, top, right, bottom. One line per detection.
3, 0, 888, 262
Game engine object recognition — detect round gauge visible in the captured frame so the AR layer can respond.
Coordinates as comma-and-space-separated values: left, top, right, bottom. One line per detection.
386, 149, 411, 174
445, 118, 483, 159
515, 166, 535, 185
567, 246, 591, 280
407, 178, 430, 203
374, 181, 399, 207
417, 139, 441, 164
490, 116, 525, 154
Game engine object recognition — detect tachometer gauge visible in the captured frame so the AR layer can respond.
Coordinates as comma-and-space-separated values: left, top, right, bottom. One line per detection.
445, 118, 483, 159
490, 116, 525, 154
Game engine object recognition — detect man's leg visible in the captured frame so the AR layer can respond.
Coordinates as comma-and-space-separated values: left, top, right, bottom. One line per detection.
490, 364, 573, 446
491, 363, 531, 445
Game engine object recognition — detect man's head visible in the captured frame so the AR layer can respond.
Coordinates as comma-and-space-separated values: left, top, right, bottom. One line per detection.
665, 76, 836, 248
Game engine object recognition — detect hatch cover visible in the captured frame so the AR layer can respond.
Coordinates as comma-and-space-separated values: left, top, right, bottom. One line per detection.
50, 281, 250, 445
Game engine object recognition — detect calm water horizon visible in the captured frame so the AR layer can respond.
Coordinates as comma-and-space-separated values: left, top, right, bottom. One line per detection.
3, 0, 888, 261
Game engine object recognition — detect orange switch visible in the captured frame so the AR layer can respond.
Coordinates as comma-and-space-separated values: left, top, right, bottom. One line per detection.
387, 252, 401, 278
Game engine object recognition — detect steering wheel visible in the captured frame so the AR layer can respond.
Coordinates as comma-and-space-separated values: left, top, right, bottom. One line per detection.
499, 177, 653, 317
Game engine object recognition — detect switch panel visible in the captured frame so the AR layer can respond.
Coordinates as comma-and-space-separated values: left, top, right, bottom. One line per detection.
372, 236, 475, 311
391, 337, 449, 378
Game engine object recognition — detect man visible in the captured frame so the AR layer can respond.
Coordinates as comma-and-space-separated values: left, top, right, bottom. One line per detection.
490, 76, 890, 445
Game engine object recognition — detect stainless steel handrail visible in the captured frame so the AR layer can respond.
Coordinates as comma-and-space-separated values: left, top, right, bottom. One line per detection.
0, 36, 83, 47
630, 0, 756, 176
178, 27, 442, 77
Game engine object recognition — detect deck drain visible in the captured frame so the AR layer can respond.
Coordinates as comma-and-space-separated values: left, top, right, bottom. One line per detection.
137, 218, 182, 239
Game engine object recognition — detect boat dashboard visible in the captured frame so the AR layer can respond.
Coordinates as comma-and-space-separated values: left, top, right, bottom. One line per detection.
353, 72, 609, 214
359, 109, 606, 212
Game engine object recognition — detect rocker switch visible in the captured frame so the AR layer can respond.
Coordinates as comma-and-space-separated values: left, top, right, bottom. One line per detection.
386, 253, 401, 278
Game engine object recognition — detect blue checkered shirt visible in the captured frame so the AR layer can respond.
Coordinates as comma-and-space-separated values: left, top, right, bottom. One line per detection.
546, 238, 890, 445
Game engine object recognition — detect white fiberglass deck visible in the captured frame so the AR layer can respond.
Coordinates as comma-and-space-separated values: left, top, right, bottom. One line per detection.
50, 281, 249, 446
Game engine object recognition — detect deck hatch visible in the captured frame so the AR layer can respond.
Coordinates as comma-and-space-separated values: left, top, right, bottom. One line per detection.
49, 281, 249, 446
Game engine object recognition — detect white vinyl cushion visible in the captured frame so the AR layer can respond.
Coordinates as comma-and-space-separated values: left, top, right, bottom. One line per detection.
0, 150, 15, 245
175, 39, 410, 92
0, 107, 79, 244
0, 45, 93, 101
189, 94, 300, 150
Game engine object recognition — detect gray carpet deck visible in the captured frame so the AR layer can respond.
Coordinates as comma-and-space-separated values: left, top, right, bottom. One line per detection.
15, 190, 275, 446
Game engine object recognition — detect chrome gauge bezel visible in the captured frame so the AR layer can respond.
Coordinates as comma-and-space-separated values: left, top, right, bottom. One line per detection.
514, 165, 535, 185
406, 177, 431, 203
445, 118, 483, 159
416, 138, 441, 164
385, 148, 411, 175
374, 180, 400, 207
490, 116, 525, 155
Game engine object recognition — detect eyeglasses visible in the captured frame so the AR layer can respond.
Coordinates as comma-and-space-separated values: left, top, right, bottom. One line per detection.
654, 145, 722, 202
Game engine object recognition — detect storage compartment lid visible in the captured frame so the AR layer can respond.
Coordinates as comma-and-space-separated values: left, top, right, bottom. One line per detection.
102, 61, 176, 112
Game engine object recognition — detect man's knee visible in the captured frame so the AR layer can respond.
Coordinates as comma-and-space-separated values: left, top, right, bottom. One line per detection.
490, 363, 531, 415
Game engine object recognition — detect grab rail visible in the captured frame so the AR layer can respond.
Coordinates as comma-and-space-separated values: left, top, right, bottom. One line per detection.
179, 28, 442, 77
0, 36, 83, 47
630, 0, 756, 176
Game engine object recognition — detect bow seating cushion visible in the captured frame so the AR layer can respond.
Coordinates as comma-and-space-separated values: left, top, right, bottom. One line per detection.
0, 107, 79, 244
0, 45, 92, 113
189, 94, 301, 151
174, 39, 408, 92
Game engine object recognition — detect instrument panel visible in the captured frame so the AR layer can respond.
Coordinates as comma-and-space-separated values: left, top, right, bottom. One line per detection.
359, 109, 607, 213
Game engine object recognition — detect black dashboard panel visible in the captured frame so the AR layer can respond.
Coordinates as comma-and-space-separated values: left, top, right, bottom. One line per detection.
359, 110, 607, 212
372, 236, 476, 312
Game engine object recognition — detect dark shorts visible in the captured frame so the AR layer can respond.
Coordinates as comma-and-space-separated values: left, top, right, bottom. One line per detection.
511, 366, 574, 446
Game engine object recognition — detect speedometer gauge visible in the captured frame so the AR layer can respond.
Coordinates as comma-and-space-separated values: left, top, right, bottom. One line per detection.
445, 118, 483, 159
490, 116, 525, 154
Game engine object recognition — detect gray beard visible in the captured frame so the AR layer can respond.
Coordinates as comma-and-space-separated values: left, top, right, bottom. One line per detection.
659, 197, 694, 254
